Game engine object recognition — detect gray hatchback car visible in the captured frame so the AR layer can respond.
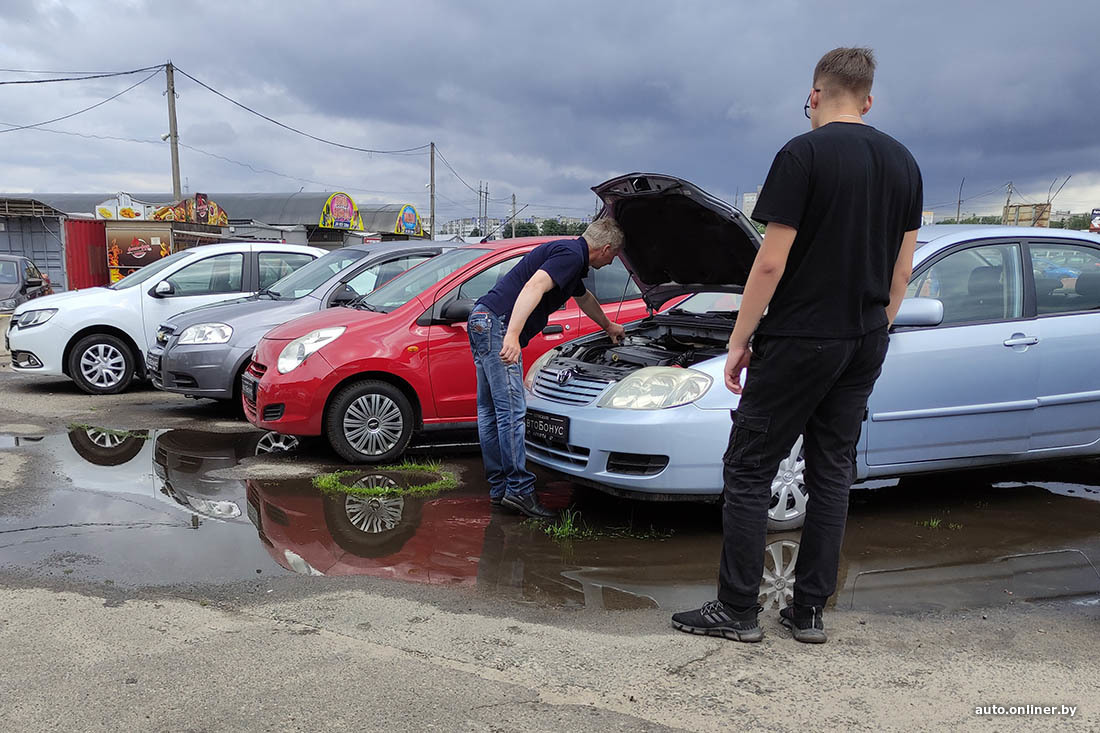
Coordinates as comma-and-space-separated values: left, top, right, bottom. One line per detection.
147, 241, 447, 401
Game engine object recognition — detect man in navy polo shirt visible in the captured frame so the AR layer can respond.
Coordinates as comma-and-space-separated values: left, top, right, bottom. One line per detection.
469, 218, 626, 518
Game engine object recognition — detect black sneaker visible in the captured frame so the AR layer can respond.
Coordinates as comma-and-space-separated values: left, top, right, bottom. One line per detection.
500, 492, 556, 520
779, 603, 827, 644
490, 496, 503, 507
671, 601, 763, 642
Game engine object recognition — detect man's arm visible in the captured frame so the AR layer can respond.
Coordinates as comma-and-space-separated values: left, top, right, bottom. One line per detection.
723, 222, 798, 394
574, 290, 624, 344
500, 270, 556, 365
885, 229, 918, 326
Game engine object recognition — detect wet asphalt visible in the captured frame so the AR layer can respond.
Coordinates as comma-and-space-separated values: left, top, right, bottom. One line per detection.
2, 424, 1098, 615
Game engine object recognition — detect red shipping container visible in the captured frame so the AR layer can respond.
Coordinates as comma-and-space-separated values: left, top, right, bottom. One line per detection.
64, 219, 108, 290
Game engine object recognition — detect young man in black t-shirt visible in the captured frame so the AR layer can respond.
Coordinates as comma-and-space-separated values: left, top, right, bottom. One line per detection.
673, 47, 923, 643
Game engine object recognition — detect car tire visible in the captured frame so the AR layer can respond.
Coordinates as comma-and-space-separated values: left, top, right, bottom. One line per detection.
68, 333, 135, 395
326, 380, 414, 464
68, 428, 148, 466
322, 485, 424, 558
767, 435, 808, 532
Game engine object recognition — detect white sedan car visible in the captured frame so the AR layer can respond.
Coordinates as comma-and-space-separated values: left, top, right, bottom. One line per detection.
6, 241, 323, 394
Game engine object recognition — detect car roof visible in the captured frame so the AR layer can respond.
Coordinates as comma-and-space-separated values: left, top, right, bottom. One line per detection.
339, 239, 453, 255
0, 253, 28, 261
916, 225, 1100, 261
462, 235, 562, 251
176, 241, 322, 256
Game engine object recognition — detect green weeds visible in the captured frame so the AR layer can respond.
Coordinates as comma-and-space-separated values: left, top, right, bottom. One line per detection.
312, 461, 457, 498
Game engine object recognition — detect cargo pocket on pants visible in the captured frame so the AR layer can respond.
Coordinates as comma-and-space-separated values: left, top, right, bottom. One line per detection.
722, 411, 770, 468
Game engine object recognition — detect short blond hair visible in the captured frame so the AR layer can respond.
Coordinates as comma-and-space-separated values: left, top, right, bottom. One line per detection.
814, 47, 876, 100
582, 217, 624, 251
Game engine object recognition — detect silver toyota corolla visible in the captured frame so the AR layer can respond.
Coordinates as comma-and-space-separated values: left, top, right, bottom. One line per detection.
524, 173, 1100, 530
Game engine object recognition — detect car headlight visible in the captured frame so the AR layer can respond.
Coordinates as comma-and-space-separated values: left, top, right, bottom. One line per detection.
524, 348, 560, 390
14, 308, 57, 328
596, 367, 712, 410
185, 497, 242, 519
284, 549, 324, 576
177, 323, 233, 345
0, 298, 16, 311
277, 326, 345, 374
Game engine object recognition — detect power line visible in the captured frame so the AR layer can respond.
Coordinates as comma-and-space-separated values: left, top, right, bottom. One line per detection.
0, 69, 161, 134
433, 147, 480, 194
172, 66, 431, 156
0, 64, 165, 85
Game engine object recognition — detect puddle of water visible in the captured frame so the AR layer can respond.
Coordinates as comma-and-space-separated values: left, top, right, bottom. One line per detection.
1, 427, 1099, 613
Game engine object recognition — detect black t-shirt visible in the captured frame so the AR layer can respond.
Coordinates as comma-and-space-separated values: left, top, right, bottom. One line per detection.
476, 237, 590, 347
751, 122, 923, 338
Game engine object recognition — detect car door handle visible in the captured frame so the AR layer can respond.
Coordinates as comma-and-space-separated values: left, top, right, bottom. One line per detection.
1003, 336, 1038, 347
542, 325, 564, 335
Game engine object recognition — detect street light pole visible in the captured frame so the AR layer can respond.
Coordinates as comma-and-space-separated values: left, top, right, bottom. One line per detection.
429, 142, 435, 237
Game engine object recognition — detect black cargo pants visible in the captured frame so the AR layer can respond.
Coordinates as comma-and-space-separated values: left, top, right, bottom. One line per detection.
718, 327, 890, 609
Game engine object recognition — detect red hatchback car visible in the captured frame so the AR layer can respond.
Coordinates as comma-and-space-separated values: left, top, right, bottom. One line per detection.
243, 237, 656, 462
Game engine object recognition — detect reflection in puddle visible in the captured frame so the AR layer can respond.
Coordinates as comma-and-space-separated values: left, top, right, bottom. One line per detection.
1, 427, 1099, 613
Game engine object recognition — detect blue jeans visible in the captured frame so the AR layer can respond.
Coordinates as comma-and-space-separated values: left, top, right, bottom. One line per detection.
468, 306, 536, 499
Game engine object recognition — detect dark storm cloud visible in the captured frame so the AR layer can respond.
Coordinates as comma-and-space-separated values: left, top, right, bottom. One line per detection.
1, 0, 1098, 219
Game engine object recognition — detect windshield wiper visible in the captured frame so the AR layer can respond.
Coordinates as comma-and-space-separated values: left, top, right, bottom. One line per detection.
352, 300, 378, 311
256, 288, 281, 299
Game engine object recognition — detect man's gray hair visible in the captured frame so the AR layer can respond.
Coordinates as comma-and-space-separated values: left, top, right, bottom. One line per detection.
582, 217, 624, 250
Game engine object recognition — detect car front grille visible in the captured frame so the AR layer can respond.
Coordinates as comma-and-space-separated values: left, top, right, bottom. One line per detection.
526, 439, 590, 468
262, 404, 285, 421
606, 452, 670, 476
531, 368, 610, 406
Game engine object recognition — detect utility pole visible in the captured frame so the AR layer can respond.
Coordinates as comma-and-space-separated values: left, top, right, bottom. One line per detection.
477, 181, 483, 235
511, 193, 517, 238
429, 142, 435, 238
1002, 182, 1013, 225
483, 183, 489, 236
955, 177, 965, 224
165, 61, 182, 201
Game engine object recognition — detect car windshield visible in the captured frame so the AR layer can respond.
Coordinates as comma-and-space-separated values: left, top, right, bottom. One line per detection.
671, 292, 744, 314
358, 247, 489, 313
0, 260, 20, 284
265, 248, 368, 299
108, 251, 192, 290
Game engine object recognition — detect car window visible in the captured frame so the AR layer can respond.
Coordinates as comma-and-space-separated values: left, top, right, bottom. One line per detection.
108, 250, 191, 290
906, 243, 1023, 326
166, 253, 244, 296
258, 252, 314, 291
0, 260, 18, 284
583, 258, 636, 304
344, 255, 433, 297
28, 262, 44, 280
360, 247, 489, 313
1030, 242, 1100, 315
266, 247, 367, 299
457, 255, 522, 301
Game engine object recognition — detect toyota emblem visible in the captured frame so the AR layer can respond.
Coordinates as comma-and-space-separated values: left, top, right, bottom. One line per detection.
556, 368, 574, 386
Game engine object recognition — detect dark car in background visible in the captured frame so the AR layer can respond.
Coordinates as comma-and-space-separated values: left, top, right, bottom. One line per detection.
0, 254, 52, 313
146, 241, 448, 401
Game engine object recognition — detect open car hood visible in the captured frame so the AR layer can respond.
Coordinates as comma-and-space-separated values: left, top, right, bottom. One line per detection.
593, 173, 761, 308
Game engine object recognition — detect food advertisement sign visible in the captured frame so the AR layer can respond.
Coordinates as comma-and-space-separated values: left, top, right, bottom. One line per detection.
1091, 208, 1100, 233
97, 193, 228, 226
319, 192, 363, 230
106, 224, 172, 282
394, 204, 423, 236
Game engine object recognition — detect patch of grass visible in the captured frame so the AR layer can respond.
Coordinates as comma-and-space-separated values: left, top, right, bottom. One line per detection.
67, 423, 148, 440
528, 507, 673, 542
916, 517, 943, 530
947, 522, 963, 531
312, 461, 457, 498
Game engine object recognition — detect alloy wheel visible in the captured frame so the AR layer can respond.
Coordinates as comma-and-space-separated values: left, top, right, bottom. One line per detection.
255, 432, 300, 455
759, 538, 799, 610
342, 394, 404, 456
79, 343, 127, 389
345, 476, 403, 534
770, 435, 808, 525
86, 428, 124, 449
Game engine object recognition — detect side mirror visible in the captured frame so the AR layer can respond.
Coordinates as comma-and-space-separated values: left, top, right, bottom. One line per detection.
25, 277, 43, 289
439, 298, 474, 324
893, 297, 943, 328
329, 284, 357, 307
152, 280, 175, 297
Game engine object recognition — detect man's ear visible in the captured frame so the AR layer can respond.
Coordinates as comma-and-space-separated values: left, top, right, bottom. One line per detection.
862, 94, 873, 115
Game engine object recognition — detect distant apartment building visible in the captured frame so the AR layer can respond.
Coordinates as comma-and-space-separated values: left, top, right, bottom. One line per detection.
436, 216, 506, 237
740, 186, 762, 219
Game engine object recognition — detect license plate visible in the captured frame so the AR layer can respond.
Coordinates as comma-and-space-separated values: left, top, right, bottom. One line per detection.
525, 410, 569, 445
247, 500, 261, 529
146, 352, 161, 373
242, 372, 258, 402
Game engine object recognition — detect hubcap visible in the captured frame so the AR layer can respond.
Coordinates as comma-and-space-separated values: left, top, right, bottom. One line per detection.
343, 394, 404, 456
769, 434, 808, 524
759, 538, 799, 610
79, 343, 126, 388
255, 432, 300, 455
345, 477, 403, 534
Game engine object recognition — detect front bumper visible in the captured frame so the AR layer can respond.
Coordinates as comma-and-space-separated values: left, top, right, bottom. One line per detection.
524, 390, 729, 496
243, 348, 335, 436
147, 339, 251, 399
7, 319, 68, 376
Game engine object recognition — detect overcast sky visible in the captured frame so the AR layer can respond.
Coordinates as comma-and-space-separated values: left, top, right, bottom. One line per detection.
1, 0, 1097, 225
